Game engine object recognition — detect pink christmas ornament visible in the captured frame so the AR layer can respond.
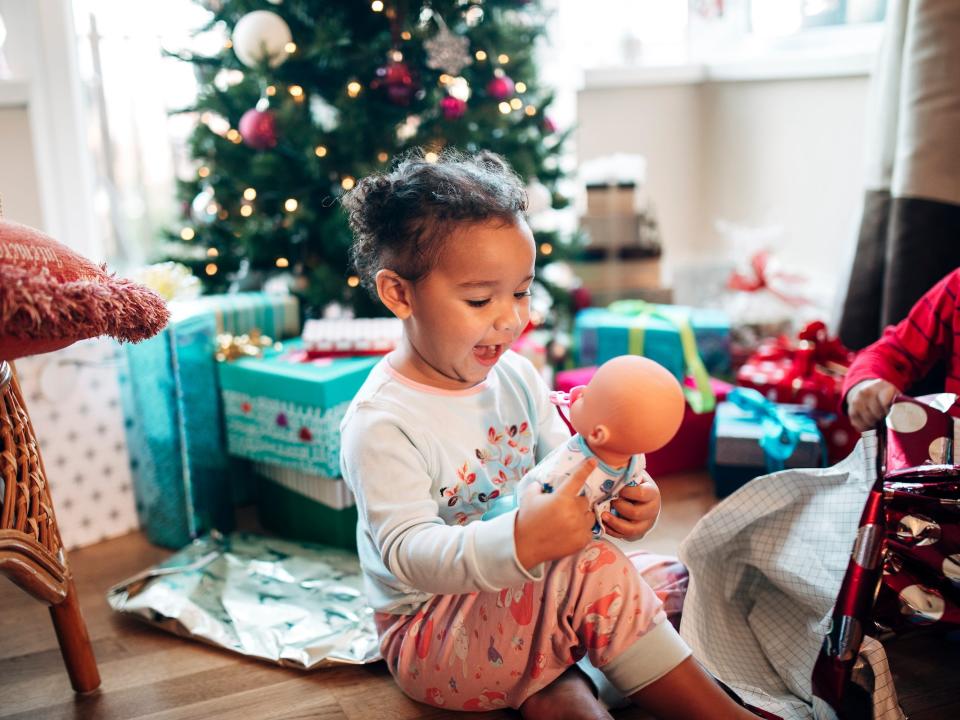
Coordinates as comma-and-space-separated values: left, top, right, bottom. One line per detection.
238, 108, 278, 150
440, 95, 467, 120
486, 74, 515, 101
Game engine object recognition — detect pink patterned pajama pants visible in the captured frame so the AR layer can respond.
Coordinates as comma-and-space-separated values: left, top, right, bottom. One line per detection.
375, 541, 690, 712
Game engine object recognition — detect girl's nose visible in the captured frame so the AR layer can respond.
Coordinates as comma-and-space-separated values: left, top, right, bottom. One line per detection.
494, 303, 521, 332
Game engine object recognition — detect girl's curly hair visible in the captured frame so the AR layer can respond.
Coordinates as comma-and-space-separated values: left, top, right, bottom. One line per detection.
342, 147, 528, 297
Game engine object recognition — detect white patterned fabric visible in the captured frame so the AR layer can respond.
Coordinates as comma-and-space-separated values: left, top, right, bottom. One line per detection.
678, 435, 904, 719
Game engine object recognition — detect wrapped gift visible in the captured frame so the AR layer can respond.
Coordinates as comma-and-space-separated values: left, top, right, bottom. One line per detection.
179, 291, 300, 339
710, 388, 826, 498
254, 462, 358, 551
813, 394, 960, 715
302, 317, 402, 357
555, 365, 730, 477
874, 394, 960, 631
574, 301, 730, 383
647, 376, 733, 477
555, 366, 597, 394
718, 242, 822, 367
736, 321, 857, 464
218, 341, 378, 477
13, 338, 140, 550
121, 292, 300, 549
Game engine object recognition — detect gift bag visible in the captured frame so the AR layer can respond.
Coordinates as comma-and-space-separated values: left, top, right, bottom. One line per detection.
812, 393, 960, 718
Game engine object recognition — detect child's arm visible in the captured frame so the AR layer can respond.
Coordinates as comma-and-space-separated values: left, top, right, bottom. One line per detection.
842, 269, 959, 429
342, 408, 586, 595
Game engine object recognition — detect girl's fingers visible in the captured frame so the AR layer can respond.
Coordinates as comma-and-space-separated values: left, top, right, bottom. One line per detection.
601, 512, 634, 536
557, 458, 597, 497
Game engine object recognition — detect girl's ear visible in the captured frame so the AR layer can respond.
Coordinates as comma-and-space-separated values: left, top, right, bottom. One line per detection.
375, 269, 414, 319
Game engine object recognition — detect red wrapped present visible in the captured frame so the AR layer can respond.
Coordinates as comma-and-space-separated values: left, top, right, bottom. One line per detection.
737, 321, 857, 464
555, 366, 597, 394
812, 393, 960, 715
555, 366, 730, 477
647, 376, 732, 477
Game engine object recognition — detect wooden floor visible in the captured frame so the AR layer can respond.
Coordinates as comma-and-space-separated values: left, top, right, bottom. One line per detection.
1, 472, 957, 719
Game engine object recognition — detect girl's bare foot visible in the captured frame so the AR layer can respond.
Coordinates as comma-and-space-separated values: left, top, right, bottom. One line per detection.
520, 665, 614, 720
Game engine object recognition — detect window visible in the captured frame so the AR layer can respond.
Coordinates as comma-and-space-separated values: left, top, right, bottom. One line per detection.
72, 0, 218, 267
558, 0, 887, 70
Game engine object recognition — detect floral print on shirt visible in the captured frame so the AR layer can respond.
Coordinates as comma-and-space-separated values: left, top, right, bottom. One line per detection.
438, 421, 534, 524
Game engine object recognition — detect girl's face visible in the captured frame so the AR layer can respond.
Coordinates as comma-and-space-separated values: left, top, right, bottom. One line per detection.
399, 219, 536, 389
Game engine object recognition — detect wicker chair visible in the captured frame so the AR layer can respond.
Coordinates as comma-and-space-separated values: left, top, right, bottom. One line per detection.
0, 359, 101, 692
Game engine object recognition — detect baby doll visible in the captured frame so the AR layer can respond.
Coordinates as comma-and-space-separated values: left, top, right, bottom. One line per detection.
511, 355, 686, 536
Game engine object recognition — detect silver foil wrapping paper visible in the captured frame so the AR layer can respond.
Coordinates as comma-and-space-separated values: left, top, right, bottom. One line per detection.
108, 532, 380, 668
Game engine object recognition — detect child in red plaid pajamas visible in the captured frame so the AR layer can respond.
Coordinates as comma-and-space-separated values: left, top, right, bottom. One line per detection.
844, 268, 960, 431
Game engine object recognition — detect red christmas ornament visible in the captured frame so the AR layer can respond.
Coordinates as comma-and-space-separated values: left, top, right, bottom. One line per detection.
372, 60, 418, 105
440, 96, 467, 120
571, 286, 593, 312
543, 115, 558, 134
238, 108, 277, 150
486, 74, 515, 101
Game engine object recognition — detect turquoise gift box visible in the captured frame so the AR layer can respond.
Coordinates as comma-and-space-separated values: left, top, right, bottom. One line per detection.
574, 303, 731, 380
218, 342, 379, 477
120, 292, 300, 549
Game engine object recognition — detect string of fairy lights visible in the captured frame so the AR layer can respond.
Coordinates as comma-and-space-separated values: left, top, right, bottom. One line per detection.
180, 0, 551, 283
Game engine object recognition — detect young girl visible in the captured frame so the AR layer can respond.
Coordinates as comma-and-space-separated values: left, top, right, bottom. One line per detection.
340, 149, 759, 719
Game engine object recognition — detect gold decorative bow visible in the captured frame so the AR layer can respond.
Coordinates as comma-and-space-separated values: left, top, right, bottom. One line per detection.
215, 329, 279, 362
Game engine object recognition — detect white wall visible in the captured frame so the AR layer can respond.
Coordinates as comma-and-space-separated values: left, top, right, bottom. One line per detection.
577, 72, 871, 292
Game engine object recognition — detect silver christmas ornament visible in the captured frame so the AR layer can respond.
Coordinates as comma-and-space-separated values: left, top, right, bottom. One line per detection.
425, 23, 472, 76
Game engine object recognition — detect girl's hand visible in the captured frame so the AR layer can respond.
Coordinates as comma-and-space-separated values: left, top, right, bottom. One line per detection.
602, 479, 661, 541
847, 378, 898, 432
514, 458, 597, 570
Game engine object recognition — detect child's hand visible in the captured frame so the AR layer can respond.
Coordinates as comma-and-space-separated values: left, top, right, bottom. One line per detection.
601, 479, 661, 541
847, 378, 898, 432
514, 458, 597, 570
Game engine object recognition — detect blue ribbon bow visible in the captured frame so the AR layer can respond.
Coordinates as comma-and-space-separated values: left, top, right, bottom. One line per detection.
726, 387, 824, 472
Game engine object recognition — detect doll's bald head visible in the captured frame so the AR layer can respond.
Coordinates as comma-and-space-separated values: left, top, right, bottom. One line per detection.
568, 355, 685, 459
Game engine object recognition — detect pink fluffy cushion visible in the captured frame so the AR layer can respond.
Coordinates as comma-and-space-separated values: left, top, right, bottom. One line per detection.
0, 219, 170, 361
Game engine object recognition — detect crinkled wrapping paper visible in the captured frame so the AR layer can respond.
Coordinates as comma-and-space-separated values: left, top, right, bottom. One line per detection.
107, 532, 381, 668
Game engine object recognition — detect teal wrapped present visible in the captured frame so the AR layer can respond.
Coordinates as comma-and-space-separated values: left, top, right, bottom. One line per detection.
709, 387, 826, 498
176, 291, 301, 339
574, 301, 730, 380
121, 292, 300, 549
218, 342, 378, 477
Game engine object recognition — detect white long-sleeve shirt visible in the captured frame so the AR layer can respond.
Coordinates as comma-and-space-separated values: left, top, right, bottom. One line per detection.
339, 350, 570, 614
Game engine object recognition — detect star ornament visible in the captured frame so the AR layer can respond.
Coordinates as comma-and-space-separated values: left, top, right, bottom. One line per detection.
425, 25, 472, 75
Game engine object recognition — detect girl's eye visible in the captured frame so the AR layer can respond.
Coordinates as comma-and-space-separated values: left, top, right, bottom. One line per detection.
514, 290, 532, 300
467, 299, 491, 308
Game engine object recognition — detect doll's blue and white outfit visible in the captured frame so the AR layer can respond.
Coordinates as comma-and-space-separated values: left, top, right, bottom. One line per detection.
518, 433, 650, 537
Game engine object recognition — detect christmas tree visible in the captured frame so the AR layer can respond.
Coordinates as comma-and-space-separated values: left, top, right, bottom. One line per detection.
165, 0, 578, 321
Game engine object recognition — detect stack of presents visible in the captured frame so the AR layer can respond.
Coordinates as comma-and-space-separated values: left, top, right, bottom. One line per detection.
24, 279, 860, 554
566, 300, 857, 497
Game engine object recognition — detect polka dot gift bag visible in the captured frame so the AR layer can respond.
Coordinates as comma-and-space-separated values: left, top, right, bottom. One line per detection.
813, 393, 960, 716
